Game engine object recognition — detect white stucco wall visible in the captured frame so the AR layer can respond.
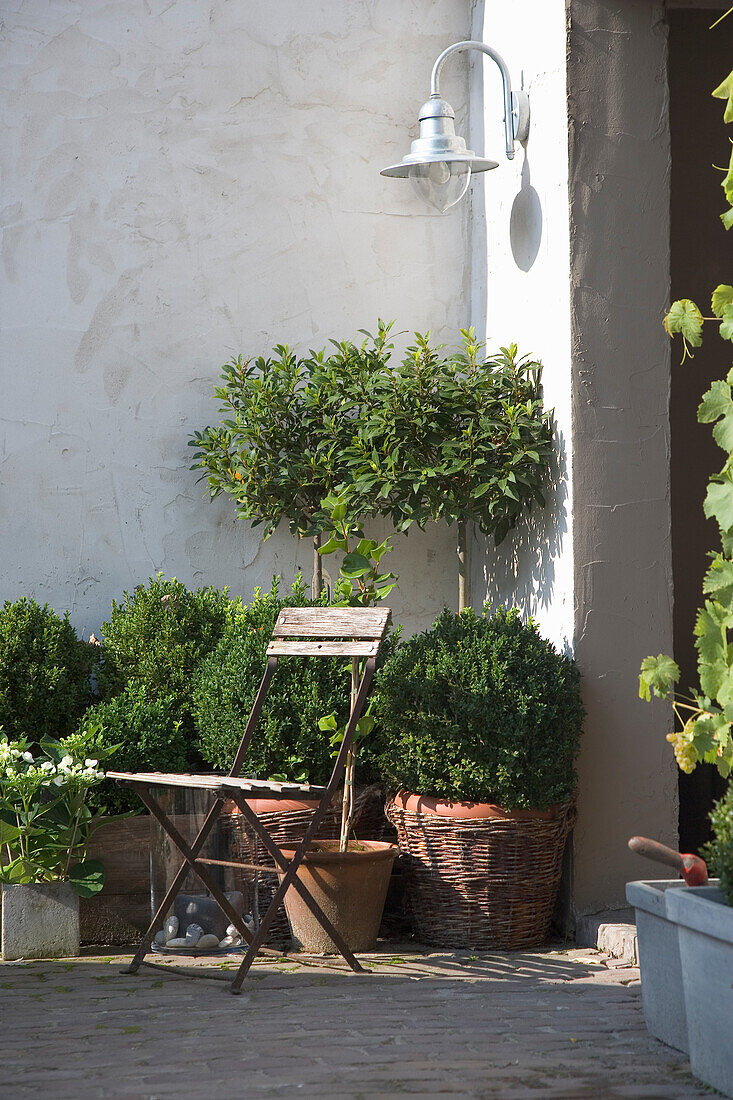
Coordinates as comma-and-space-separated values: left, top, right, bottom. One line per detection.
468, 0, 574, 653
0, 0, 473, 637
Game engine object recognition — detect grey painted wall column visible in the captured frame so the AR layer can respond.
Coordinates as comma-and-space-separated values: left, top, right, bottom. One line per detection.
568, 0, 678, 913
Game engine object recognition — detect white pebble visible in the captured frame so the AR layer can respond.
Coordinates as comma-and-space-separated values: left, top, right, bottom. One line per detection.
165, 937, 189, 948
218, 934, 243, 949
164, 916, 179, 942
184, 923, 203, 946
153, 930, 167, 946
196, 934, 220, 950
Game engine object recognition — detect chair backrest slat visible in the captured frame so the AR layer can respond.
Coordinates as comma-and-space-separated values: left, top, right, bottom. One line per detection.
267, 638, 381, 658
272, 607, 390, 640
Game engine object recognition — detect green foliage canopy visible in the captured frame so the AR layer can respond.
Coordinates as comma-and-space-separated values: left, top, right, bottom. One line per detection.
98, 574, 235, 739
0, 598, 95, 743
702, 780, 733, 905
189, 324, 554, 551
76, 684, 187, 816
373, 607, 584, 810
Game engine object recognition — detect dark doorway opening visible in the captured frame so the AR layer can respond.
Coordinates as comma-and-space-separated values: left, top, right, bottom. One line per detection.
669, 8, 731, 853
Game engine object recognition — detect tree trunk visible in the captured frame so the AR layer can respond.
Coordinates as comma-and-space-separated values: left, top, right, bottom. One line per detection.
312, 533, 322, 599
457, 518, 468, 613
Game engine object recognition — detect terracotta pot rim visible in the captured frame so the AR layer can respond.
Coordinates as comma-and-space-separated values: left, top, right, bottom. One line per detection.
390, 789, 564, 821
279, 839, 398, 865
221, 797, 322, 816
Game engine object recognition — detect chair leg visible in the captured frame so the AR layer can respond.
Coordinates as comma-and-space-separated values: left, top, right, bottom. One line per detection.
227, 795, 368, 994
123, 794, 225, 974
137, 788, 256, 947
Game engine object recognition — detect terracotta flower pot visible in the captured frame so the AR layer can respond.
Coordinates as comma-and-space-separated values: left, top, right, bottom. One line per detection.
391, 789, 559, 821
277, 839, 398, 955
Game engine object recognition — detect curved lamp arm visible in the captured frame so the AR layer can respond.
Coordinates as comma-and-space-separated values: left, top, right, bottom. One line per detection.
430, 40, 529, 160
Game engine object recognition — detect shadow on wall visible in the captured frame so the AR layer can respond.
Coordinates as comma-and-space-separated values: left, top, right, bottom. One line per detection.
473, 427, 568, 634
510, 154, 542, 271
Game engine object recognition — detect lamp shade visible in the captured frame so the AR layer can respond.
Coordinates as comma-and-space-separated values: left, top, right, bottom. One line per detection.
380, 96, 498, 179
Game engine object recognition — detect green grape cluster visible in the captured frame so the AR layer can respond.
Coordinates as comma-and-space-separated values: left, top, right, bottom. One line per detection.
666, 732, 698, 774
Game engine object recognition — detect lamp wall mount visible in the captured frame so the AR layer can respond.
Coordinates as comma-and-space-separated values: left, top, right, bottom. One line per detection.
430, 40, 530, 160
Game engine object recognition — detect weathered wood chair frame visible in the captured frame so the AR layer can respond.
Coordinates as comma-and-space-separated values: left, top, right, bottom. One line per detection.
108, 606, 391, 995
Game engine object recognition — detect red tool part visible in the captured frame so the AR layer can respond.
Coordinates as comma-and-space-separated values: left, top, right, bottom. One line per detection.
628, 836, 708, 886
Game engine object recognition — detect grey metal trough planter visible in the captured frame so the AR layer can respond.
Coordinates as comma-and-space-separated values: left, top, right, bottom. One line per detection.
625, 878, 691, 1053
666, 885, 733, 1099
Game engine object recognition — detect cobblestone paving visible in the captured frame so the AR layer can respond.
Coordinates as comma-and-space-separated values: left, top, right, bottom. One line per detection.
0, 945, 709, 1099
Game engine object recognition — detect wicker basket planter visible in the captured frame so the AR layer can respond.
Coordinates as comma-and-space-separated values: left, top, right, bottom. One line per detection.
386, 792, 575, 950
220, 784, 387, 945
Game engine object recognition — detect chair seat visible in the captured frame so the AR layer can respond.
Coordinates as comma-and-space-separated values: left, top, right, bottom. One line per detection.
106, 771, 327, 800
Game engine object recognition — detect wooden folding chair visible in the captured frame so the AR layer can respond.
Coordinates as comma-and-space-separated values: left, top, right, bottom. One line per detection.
108, 606, 391, 994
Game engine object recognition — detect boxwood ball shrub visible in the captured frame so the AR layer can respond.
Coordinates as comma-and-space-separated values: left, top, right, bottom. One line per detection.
0, 597, 95, 742
75, 684, 188, 816
193, 583, 393, 785
703, 780, 733, 905
374, 607, 584, 811
98, 575, 235, 730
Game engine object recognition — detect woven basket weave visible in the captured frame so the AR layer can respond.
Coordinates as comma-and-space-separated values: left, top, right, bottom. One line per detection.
221, 784, 387, 945
385, 795, 575, 950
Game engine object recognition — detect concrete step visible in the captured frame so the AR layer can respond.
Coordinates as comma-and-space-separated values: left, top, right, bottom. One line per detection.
575, 907, 638, 964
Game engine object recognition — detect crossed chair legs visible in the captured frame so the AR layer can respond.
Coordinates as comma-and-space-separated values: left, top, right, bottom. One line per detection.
123, 784, 367, 994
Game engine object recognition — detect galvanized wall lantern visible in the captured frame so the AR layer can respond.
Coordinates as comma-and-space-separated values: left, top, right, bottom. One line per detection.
381, 40, 530, 213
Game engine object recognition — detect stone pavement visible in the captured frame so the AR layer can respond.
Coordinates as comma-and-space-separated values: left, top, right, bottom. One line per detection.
0, 945, 710, 1099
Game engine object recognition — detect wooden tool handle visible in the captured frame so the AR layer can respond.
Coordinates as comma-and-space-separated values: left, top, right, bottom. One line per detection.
628, 836, 684, 871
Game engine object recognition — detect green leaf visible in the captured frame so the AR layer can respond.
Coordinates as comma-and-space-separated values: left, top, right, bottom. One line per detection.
720, 304, 733, 342
0, 819, 21, 846
318, 714, 338, 732
703, 556, 733, 595
712, 70, 733, 124
704, 479, 733, 533
319, 536, 347, 555
689, 714, 724, 757
699, 380, 733, 423
639, 654, 680, 701
67, 860, 105, 899
340, 552, 371, 579
664, 299, 704, 348
712, 285, 733, 318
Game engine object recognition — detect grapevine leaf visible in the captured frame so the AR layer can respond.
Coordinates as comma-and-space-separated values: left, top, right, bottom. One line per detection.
720, 304, 733, 342
714, 415, 733, 452
712, 70, 733, 124
703, 479, 733, 533
689, 714, 724, 757
700, 658, 728, 700
664, 299, 704, 347
639, 654, 680, 701
711, 284, 733, 318
717, 667, 733, 709
698, 379, 733, 422
703, 556, 733, 594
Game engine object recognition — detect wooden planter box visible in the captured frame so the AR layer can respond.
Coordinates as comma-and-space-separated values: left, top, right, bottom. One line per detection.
80, 817, 151, 945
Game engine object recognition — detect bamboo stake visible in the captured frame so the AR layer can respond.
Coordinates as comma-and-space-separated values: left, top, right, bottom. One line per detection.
339, 656, 359, 853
